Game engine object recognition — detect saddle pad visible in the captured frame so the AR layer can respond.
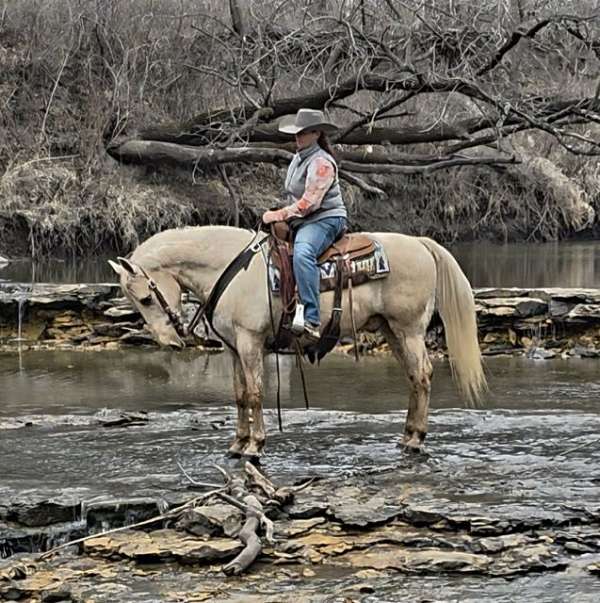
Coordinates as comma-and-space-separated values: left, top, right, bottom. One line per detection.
268, 240, 390, 295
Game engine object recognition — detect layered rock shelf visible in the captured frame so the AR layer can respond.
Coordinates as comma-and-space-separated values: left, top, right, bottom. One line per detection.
1, 283, 600, 357
2, 462, 600, 601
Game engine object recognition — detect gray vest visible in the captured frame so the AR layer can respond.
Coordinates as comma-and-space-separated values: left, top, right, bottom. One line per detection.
284, 143, 347, 228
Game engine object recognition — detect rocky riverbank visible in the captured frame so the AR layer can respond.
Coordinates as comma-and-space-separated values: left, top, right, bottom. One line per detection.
2, 283, 600, 358
1, 350, 599, 600
2, 454, 599, 601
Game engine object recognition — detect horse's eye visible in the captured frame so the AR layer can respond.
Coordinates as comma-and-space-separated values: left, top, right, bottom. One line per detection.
139, 294, 153, 306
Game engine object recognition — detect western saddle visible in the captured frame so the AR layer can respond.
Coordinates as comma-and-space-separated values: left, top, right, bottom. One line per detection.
268, 222, 376, 361
271, 221, 375, 265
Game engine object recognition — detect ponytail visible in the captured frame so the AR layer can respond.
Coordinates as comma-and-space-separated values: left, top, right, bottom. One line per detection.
317, 132, 336, 160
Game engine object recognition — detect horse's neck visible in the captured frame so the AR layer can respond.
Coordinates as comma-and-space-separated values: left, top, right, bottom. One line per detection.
133, 227, 253, 301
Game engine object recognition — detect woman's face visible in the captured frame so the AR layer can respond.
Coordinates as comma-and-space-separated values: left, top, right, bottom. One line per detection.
295, 129, 320, 149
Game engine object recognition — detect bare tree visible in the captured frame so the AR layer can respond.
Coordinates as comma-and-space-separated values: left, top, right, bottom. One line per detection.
4, 0, 600, 243
106, 2, 600, 193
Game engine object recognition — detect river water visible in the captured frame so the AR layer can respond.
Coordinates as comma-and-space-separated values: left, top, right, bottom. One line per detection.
1, 240, 600, 600
1, 350, 599, 601
2, 240, 600, 287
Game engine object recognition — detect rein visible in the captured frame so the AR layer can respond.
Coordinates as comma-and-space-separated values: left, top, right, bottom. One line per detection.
138, 224, 314, 433
140, 228, 268, 354
138, 265, 190, 337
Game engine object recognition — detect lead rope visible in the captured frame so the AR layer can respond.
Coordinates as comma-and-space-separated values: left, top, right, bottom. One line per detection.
263, 244, 284, 432
294, 339, 310, 410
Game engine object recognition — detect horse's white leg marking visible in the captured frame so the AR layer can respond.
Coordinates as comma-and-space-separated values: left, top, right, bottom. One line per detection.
383, 323, 433, 450
236, 330, 266, 457
228, 355, 250, 456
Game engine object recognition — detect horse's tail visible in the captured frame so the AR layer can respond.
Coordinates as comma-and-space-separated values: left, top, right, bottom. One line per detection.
419, 238, 486, 405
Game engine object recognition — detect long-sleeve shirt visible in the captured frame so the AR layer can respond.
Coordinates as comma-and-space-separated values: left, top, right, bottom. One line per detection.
269, 156, 336, 222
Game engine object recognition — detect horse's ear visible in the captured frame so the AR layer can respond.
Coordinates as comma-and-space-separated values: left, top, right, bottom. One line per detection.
108, 259, 124, 276
117, 256, 139, 275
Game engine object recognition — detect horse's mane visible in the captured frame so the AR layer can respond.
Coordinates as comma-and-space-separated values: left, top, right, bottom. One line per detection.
130, 225, 255, 270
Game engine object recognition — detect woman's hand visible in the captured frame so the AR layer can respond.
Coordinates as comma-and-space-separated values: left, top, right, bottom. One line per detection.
262, 209, 282, 224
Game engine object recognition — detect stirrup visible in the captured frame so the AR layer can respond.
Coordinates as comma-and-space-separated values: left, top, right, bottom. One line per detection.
302, 322, 321, 342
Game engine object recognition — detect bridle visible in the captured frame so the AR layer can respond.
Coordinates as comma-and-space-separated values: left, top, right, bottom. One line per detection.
135, 230, 269, 346
137, 264, 191, 338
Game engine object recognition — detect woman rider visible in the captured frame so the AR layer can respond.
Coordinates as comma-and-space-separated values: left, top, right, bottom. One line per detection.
262, 108, 348, 342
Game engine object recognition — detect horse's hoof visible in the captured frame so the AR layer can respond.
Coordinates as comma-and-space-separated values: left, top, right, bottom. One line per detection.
402, 443, 423, 454
398, 434, 425, 454
242, 453, 262, 466
227, 440, 248, 458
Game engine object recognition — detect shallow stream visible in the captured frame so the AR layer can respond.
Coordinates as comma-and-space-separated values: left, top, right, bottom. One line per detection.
2, 238, 600, 600
1, 350, 599, 601
3, 240, 600, 287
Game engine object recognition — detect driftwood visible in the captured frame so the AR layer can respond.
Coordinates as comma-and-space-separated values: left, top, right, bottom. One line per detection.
39, 461, 294, 576
177, 461, 312, 575
220, 475, 268, 575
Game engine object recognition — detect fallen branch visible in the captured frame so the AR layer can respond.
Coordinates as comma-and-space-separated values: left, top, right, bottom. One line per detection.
221, 479, 269, 576
339, 171, 386, 197
177, 463, 288, 574
39, 490, 218, 560
214, 490, 275, 544
107, 139, 517, 175
106, 140, 293, 169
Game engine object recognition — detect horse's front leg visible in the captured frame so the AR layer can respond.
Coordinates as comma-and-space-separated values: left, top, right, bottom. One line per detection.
236, 330, 266, 459
228, 355, 250, 457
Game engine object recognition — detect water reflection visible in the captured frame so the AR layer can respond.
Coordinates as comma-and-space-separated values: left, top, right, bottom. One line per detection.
451, 240, 600, 287
0, 256, 114, 284
2, 240, 600, 287
1, 350, 598, 418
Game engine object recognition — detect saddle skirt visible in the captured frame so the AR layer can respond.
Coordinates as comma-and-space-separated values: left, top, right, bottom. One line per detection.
268, 232, 390, 295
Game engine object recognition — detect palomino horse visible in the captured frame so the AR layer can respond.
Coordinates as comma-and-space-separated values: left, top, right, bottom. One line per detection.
109, 225, 485, 458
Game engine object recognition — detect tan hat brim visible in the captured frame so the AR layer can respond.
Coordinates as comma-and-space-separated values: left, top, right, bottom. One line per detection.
278, 115, 338, 135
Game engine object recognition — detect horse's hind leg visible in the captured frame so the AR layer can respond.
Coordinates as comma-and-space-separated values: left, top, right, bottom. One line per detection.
228, 355, 250, 457
382, 322, 433, 451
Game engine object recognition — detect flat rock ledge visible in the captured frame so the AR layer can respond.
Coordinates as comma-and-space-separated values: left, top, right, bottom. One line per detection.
2, 283, 600, 357
1, 467, 599, 602
0, 282, 218, 352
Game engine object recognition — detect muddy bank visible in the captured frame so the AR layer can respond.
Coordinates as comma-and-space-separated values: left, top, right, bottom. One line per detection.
2, 283, 600, 357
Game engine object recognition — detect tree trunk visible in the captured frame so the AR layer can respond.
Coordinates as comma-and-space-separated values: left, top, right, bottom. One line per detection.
228, 0, 246, 38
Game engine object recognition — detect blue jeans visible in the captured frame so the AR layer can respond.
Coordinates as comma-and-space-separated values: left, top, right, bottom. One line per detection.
293, 216, 347, 325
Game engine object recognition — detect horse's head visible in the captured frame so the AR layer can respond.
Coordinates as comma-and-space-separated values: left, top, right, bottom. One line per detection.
109, 257, 185, 349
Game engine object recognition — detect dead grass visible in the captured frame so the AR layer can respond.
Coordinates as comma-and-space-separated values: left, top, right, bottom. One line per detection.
0, 158, 285, 258
0, 162, 194, 257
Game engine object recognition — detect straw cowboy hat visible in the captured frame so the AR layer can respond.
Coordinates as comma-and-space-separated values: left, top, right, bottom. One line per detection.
278, 108, 338, 135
